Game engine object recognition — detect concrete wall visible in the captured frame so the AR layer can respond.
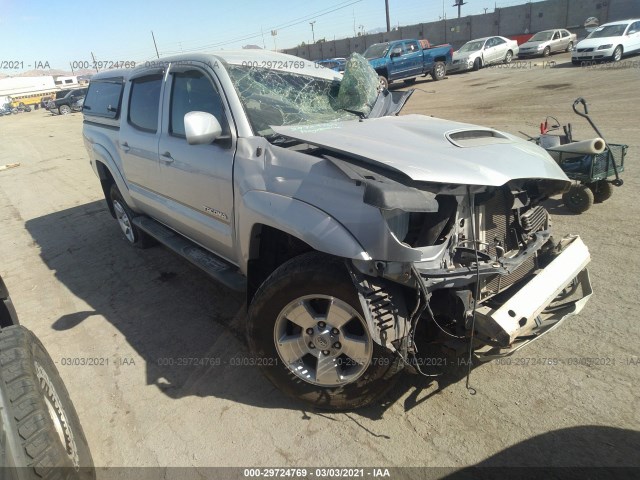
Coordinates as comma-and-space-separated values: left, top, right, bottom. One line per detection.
283, 0, 639, 60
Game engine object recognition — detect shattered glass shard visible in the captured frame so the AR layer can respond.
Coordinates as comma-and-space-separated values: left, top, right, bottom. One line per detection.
335, 53, 380, 117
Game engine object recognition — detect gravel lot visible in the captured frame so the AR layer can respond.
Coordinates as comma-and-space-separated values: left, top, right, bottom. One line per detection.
0, 52, 638, 474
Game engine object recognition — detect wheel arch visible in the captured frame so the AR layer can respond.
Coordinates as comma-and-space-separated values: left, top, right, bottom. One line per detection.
238, 191, 369, 304
91, 144, 136, 216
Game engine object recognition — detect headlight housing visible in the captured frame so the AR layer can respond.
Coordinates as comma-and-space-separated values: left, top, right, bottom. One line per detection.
537, 45, 545, 50
597, 44, 613, 50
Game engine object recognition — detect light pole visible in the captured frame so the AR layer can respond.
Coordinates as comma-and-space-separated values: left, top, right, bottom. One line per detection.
309, 21, 316, 43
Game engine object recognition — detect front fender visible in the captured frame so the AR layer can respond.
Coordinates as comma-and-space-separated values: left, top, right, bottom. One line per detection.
236, 190, 370, 274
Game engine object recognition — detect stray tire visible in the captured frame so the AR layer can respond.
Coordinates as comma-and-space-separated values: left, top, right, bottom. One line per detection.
588, 180, 614, 203
612, 45, 623, 62
504, 50, 513, 64
472, 58, 482, 71
378, 75, 389, 90
566, 41, 574, 52
562, 184, 594, 213
543, 46, 551, 57
0, 325, 94, 479
109, 184, 154, 248
59, 105, 71, 115
431, 61, 446, 81
247, 252, 400, 410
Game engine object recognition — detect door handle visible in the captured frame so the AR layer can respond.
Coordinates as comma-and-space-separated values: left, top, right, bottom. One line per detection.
120, 141, 130, 152
161, 151, 174, 163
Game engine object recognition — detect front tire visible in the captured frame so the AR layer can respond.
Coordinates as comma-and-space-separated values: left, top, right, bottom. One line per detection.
0, 325, 94, 479
247, 252, 400, 410
562, 184, 594, 213
59, 105, 71, 115
472, 57, 482, 71
566, 41, 574, 52
431, 61, 446, 81
612, 45, 623, 62
543, 46, 551, 57
378, 75, 389, 90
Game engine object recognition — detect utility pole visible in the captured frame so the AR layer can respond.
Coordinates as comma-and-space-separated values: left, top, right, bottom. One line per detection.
385, 0, 391, 33
309, 21, 316, 43
261, 26, 266, 49
91, 52, 99, 72
151, 31, 160, 58
271, 30, 278, 52
453, 0, 466, 19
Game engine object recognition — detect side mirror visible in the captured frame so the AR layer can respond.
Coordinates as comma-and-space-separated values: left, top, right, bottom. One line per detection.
184, 111, 222, 145
390, 47, 402, 58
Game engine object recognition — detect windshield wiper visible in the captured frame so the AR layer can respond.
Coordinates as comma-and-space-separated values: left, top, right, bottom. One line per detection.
340, 108, 367, 119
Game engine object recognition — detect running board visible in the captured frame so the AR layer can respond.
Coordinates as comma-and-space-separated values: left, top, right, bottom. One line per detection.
132, 216, 246, 292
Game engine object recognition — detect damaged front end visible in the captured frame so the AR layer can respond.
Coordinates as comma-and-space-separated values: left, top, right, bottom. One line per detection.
230, 52, 592, 365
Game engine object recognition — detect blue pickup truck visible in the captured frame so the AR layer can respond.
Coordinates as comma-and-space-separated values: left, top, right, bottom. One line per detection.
364, 39, 453, 88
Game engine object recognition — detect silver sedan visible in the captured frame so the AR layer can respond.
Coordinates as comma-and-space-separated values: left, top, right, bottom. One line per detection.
518, 29, 577, 57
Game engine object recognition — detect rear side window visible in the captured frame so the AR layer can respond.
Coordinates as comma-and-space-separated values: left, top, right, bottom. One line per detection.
128, 75, 162, 133
83, 80, 123, 118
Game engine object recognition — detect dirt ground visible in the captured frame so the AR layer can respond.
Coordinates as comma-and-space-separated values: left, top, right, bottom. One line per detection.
0, 52, 638, 474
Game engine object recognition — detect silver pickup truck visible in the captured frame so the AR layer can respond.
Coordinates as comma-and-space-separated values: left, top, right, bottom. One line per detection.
82, 51, 592, 410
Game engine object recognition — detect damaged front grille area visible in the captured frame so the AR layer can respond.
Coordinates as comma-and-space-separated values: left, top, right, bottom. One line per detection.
477, 189, 546, 298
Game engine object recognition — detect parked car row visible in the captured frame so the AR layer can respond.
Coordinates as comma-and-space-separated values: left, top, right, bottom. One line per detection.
0, 102, 32, 116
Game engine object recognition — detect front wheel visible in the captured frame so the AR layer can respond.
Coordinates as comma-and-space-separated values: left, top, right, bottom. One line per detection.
59, 104, 71, 115
612, 45, 623, 62
563, 184, 594, 213
378, 75, 389, 90
543, 46, 551, 57
566, 41, 574, 52
472, 57, 482, 71
0, 326, 94, 478
247, 252, 400, 410
431, 61, 446, 81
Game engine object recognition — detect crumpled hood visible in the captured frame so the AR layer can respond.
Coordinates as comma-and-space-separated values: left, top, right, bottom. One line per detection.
272, 114, 570, 187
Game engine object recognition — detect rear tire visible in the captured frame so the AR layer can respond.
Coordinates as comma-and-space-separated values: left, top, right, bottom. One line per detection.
0, 325, 94, 479
504, 50, 513, 64
431, 61, 446, 81
562, 184, 594, 213
588, 180, 614, 203
109, 184, 154, 248
247, 252, 400, 411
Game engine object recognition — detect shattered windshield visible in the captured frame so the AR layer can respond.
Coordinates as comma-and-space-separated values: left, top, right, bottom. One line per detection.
363, 43, 390, 59
458, 41, 484, 53
227, 53, 380, 138
530, 31, 553, 41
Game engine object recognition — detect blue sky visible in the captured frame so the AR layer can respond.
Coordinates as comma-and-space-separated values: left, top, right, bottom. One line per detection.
1, 0, 528, 72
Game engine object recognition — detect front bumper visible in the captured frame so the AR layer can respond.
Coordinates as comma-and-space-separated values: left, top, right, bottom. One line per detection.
572, 49, 612, 61
448, 60, 472, 73
473, 235, 592, 359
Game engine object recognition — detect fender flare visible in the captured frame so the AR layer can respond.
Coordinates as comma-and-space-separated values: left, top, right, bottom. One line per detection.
237, 190, 370, 272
